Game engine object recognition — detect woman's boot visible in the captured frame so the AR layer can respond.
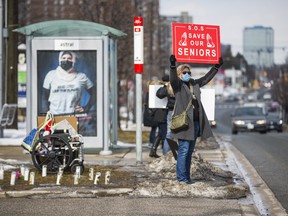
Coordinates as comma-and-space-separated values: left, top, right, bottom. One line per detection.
149, 136, 161, 158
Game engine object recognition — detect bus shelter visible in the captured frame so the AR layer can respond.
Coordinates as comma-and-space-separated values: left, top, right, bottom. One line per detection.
14, 20, 126, 153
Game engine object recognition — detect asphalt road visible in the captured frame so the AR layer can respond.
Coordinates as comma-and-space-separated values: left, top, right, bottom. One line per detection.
214, 100, 288, 212
0, 197, 244, 216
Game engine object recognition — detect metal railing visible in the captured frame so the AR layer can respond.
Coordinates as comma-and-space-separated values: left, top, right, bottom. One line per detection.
0, 103, 17, 127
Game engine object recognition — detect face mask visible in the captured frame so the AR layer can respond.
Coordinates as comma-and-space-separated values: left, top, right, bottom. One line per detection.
60, 60, 73, 71
181, 73, 191, 82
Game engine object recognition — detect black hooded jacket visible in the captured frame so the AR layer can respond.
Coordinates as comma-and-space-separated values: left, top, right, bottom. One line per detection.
156, 84, 175, 111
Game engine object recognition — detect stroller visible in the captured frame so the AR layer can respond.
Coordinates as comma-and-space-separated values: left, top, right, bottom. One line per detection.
22, 112, 85, 174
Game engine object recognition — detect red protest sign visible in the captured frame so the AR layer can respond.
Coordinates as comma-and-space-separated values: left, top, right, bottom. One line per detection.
172, 23, 221, 64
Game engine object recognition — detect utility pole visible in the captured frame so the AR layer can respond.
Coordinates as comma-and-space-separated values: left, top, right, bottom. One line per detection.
0, 1, 3, 137
0, 0, 18, 137
7, 0, 18, 128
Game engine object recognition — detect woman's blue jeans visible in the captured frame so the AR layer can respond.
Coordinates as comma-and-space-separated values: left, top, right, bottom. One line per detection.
176, 121, 200, 183
163, 110, 172, 154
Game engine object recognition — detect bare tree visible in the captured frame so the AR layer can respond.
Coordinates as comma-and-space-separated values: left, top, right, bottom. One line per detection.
270, 65, 288, 123
79, 0, 161, 128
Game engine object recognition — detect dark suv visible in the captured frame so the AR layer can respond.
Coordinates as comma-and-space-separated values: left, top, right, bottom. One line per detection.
231, 104, 268, 134
266, 102, 283, 132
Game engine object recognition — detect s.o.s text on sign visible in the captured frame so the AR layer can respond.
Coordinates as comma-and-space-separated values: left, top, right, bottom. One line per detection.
172, 23, 221, 64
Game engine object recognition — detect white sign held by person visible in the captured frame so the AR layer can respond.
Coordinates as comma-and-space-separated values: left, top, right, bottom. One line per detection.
148, 85, 168, 109
201, 88, 215, 121
149, 86, 215, 120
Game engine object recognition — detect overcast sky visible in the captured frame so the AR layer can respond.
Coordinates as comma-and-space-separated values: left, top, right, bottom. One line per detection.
159, 0, 288, 64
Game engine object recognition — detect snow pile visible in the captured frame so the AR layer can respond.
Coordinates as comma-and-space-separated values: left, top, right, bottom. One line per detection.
146, 153, 233, 180
132, 153, 249, 199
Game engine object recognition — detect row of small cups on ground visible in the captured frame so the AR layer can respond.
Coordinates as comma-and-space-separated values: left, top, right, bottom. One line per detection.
44, 165, 111, 185
89, 168, 111, 185
0, 164, 111, 186
0, 164, 35, 185
0, 165, 36, 186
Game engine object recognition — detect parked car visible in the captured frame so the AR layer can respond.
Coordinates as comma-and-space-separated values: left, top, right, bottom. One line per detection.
231, 103, 268, 134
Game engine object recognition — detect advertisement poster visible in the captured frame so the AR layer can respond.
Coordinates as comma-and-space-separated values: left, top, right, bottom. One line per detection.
37, 50, 97, 136
172, 23, 221, 64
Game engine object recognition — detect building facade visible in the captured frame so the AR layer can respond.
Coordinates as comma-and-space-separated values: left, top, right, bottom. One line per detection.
243, 25, 274, 68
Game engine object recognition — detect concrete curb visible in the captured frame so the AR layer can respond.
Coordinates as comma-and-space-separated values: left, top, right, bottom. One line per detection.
0, 188, 134, 199
221, 140, 287, 216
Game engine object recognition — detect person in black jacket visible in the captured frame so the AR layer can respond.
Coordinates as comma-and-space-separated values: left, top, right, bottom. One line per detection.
143, 80, 159, 148
155, 74, 175, 155
149, 76, 169, 158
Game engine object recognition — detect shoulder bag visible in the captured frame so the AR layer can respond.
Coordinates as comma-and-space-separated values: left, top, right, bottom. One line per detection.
170, 99, 192, 133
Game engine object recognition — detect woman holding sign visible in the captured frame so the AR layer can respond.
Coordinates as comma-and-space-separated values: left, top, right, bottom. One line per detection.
169, 54, 223, 184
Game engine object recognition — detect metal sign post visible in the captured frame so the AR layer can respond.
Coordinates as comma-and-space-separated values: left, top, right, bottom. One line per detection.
134, 16, 143, 164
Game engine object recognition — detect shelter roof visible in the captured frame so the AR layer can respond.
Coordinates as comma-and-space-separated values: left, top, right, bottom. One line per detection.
13, 20, 126, 37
